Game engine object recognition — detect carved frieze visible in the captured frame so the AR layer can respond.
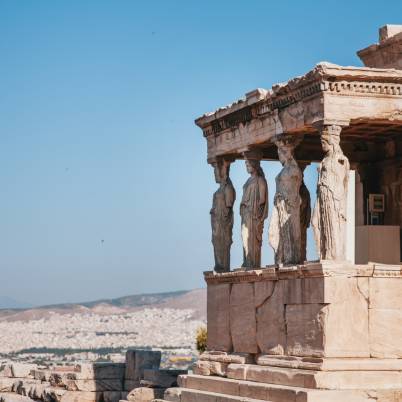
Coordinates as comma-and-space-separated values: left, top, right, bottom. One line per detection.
203, 261, 399, 285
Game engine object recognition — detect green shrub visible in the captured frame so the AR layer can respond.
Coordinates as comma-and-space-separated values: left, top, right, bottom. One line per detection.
196, 326, 207, 353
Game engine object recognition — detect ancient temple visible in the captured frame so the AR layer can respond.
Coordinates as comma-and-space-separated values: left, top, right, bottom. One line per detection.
165, 25, 402, 402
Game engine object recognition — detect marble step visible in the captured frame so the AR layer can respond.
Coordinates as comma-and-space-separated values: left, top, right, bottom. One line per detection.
179, 376, 300, 402
256, 355, 402, 371
164, 387, 272, 402
226, 363, 402, 390
177, 375, 396, 402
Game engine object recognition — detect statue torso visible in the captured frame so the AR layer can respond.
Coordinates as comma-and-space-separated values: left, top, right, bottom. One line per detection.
275, 163, 302, 207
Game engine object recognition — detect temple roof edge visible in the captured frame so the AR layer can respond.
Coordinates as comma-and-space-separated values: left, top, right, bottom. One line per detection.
194, 62, 402, 129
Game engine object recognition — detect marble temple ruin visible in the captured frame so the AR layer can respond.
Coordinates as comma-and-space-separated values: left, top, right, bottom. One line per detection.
165, 25, 402, 402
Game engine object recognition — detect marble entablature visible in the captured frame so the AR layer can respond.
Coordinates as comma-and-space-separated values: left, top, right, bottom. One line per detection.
196, 63, 402, 163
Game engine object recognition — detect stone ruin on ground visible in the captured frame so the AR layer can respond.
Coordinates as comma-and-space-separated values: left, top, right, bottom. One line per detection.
0, 350, 186, 402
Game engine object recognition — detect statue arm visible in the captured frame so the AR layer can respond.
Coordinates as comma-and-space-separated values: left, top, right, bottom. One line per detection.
258, 178, 268, 217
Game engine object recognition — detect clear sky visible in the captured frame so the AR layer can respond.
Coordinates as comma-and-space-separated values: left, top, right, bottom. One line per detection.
1, 0, 401, 306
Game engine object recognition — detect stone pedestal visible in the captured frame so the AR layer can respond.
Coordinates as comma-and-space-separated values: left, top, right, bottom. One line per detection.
164, 263, 402, 402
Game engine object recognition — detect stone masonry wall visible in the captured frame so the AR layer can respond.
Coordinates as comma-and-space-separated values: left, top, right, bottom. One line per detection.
0, 350, 185, 402
206, 264, 402, 359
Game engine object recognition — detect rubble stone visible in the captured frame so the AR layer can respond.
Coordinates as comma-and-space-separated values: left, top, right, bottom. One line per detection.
126, 387, 165, 402
163, 387, 182, 402
0, 365, 36, 379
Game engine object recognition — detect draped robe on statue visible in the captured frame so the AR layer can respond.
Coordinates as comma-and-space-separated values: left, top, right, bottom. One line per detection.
312, 151, 350, 260
299, 181, 311, 262
240, 175, 268, 269
210, 180, 235, 272
269, 161, 302, 265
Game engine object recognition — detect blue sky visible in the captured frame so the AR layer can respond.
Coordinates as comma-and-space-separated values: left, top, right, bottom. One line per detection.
1, 1, 401, 306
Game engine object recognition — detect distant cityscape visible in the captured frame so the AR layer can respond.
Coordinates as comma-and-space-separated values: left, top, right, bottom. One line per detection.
0, 290, 206, 369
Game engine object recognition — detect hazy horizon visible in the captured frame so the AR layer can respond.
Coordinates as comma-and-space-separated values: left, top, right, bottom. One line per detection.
2, 0, 401, 306
0, 288, 202, 309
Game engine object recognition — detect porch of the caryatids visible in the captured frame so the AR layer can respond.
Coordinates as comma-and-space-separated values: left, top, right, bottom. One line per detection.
210, 157, 236, 272
311, 124, 350, 261
240, 151, 268, 269
268, 134, 303, 266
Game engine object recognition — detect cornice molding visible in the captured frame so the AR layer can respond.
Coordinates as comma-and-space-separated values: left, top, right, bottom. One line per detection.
203, 262, 402, 285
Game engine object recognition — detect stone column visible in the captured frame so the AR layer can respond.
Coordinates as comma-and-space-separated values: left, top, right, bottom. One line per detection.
354, 166, 365, 227
346, 169, 356, 264
240, 151, 268, 269
299, 162, 311, 263
210, 157, 236, 272
268, 135, 303, 266
311, 125, 350, 261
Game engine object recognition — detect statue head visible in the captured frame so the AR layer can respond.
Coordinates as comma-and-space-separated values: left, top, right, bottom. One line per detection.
213, 159, 230, 184
245, 159, 265, 177
321, 125, 342, 154
243, 150, 264, 177
278, 147, 291, 165
273, 135, 300, 166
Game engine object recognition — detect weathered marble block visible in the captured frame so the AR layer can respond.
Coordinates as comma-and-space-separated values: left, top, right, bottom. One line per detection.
255, 280, 285, 355
50, 377, 122, 392
369, 277, 402, 309
142, 369, 185, 388
74, 363, 125, 380
285, 298, 369, 358
229, 283, 257, 353
206, 284, 231, 352
125, 350, 161, 383
369, 308, 402, 358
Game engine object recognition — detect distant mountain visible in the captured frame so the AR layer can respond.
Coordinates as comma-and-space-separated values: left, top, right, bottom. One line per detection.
0, 296, 31, 309
40, 289, 190, 310
0, 289, 206, 322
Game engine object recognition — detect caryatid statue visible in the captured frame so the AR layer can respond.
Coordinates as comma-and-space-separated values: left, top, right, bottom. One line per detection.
240, 152, 268, 269
312, 125, 350, 261
268, 135, 303, 266
299, 163, 311, 262
210, 158, 236, 272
